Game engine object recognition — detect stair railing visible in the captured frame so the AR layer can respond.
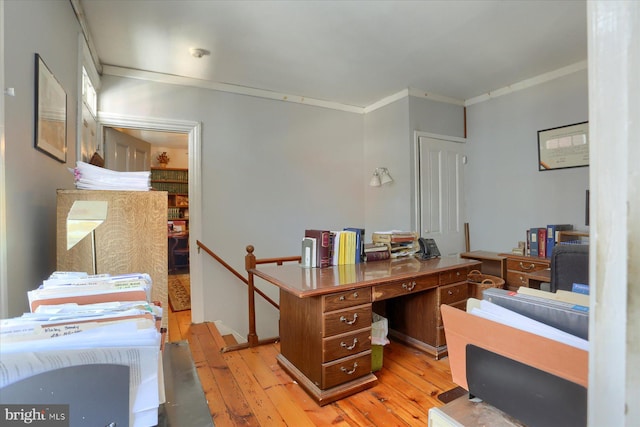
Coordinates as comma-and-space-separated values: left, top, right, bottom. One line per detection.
196, 240, 300, 352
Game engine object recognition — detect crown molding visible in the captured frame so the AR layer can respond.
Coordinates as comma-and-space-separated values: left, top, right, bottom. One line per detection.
102, 65, 365, 114
464, 60, 588, 106
101, 60, 588, 114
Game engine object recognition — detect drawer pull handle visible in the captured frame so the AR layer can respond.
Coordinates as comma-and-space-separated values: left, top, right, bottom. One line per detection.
448, 290, 454, 295
339, 292, 359, 301
402, 281, 416, 291
340, 338, 358, 350
340, 313, 359, 325
340, 362, 359, 375
519, 262, 536, 271
519, 276, 527, 284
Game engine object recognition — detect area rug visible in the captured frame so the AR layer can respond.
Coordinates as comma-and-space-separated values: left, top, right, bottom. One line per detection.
168, 274, 191, 311
437, 386, 467, 404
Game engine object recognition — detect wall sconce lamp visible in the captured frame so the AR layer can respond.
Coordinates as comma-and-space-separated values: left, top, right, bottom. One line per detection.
369, 167, 393, 187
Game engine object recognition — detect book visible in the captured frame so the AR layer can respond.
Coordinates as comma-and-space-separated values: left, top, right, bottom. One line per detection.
530, 228, 540, 257
365, 250, 390, 262
546, 224, 573, 258
537, 227, 547, 258
304, 230, 330, 268
364, 243, 388, 253
301, 237, 314, 268
340, 230, 357, 265
372, 231, 418, 244
344, 227, 365, 263
331, 231, 341, 266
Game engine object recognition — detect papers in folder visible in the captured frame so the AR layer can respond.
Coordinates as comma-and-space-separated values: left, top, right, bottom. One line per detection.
2, 272, 163, 427
441, 299, 588, 392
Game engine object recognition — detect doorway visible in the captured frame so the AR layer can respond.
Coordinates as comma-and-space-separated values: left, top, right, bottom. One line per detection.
414, 131, 467, 257
97, 113, 203, 328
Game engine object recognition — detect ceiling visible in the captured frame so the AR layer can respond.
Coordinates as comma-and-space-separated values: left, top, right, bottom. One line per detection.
79, 0, 587, 144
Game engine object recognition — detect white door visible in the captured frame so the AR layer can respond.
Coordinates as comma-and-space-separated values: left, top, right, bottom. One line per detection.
103, 127, 151, 171
417, 134, 466, 257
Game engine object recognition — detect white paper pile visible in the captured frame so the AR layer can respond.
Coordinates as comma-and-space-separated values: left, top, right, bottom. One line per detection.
71, 161, 151, 191
2, 272, 163, 427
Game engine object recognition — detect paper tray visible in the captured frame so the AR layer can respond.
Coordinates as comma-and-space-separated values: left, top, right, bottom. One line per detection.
440, 304, 588, 391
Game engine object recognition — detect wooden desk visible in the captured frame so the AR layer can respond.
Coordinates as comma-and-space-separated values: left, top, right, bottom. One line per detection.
250, 256, 481, 405
498, 253, 551, 291
459, 251, 506, 278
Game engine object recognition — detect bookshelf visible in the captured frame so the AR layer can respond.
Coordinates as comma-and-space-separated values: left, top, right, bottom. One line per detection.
557, 230, 589, 245
151, 168, 189, 224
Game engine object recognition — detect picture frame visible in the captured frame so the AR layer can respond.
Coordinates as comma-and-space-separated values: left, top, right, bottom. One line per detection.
537, 121, 588, 171
35, 53, 67, 163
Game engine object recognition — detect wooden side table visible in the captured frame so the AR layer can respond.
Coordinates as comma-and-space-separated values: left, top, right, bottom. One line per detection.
459, 251, 506, 279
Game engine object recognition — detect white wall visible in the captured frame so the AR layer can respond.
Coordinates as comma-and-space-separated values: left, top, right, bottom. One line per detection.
100, 75, 364, 338
363, 96, 465, 235
465, 70, 589, 252
3, 0, 79, 316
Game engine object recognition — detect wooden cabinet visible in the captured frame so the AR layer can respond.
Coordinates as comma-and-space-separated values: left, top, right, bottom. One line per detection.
56, 190, 168, 329
150, 168, 189, 224
499, 253, 550, 291
460, 251, 507, 278
386, 266, 472, 359
279, 288, 373, 392
252, 257, 481, 405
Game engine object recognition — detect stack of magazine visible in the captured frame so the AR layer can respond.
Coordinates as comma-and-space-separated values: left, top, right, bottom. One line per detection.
71, 161, 151, 191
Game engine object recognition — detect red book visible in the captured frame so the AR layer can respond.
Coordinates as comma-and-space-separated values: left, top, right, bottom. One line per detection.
304, 230, 331, 268
537, 228, 547, 258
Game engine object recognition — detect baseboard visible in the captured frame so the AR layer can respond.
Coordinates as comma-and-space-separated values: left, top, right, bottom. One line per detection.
213, 320, 246, 344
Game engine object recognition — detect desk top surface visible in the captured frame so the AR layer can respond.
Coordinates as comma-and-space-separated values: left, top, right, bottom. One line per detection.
250, 256, 481, 297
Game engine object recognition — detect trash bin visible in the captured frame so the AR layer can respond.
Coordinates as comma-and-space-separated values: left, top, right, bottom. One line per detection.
371, 313, 390, 372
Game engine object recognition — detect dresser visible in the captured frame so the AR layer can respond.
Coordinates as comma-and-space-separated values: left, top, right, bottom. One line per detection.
499, 253, 551, 290
250, 256, 481, 405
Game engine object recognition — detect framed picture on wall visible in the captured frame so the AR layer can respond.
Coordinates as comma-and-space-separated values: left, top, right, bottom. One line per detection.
537, 121, 589, 171
34, 53, 67, 163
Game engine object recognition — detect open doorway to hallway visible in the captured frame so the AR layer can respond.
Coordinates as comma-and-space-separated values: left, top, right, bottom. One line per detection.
96, 112, 202, 327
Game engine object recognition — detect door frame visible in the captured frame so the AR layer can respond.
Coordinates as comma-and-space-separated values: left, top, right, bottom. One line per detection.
97, 112, 204, 322
412, 130, 467, 250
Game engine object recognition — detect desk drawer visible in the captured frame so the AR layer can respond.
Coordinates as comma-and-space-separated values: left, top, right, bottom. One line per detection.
372, 275, 438, 301
322, 351, 372, 389
323, 328, 371, 362
323, 288, 371, 312
323, 304, 372, 337
439, 282, 468, 306
506, 271, 530, 288
439, 267, 469, 285
437, 298, 467, 327
506, 259, 548, 273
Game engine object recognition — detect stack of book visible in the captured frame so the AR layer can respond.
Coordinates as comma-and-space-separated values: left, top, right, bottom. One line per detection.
371, 231, 419, 258
302, 228, 365, 268
527, 224, 573, 257
363, 243, 390, 262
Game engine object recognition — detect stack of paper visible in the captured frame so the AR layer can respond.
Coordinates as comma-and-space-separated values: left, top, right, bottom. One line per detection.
2, 273, 163, 427
71, 161, 151, 191
28, 272, 152, 312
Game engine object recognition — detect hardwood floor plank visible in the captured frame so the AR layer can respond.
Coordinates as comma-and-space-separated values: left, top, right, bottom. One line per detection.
167, 299, 460, 427
193, 323, 261, 426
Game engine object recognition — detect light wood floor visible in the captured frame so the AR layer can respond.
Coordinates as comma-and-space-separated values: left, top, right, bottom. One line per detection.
167, 289, 457, 426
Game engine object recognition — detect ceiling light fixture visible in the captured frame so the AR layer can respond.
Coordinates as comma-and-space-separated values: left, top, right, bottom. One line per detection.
189, 47, 210, 58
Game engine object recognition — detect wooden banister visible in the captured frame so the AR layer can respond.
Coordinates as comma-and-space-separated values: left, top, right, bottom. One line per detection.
196, 240, 279, 310
195, 240, 301, 353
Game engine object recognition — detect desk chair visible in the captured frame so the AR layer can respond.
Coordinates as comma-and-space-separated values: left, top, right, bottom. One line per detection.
550, 244, 589, 292
170, 234, 190, 272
